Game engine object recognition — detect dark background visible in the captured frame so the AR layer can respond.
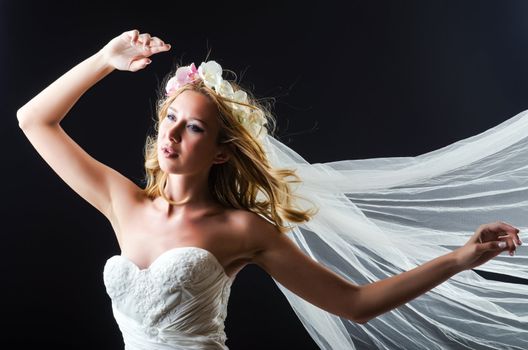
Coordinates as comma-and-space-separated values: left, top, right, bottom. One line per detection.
3, 0, 528, 349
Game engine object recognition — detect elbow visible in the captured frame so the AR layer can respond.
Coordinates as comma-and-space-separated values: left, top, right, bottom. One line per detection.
347, 298, 370, 324
17, 107, 59, 129
348, 286, 370, 324
17, 107, 42, 130
349, 308, 369, 324
17, 107, 30, 130
354, 315, 370, 324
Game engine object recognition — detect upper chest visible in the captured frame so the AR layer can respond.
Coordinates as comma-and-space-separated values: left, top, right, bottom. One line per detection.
109, 198, 257, 278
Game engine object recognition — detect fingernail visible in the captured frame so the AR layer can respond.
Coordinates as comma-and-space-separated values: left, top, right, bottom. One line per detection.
498, 242, 507, 248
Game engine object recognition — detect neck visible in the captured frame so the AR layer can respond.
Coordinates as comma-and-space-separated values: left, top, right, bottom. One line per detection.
160, 171, 217, 216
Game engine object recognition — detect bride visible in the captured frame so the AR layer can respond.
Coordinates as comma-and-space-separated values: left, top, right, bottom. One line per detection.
17, 29, 526, 349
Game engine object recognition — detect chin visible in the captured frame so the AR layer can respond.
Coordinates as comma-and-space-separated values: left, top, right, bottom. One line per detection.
159, 161, 186, 174
159, 163, 176, 173
158, 158, 173, 172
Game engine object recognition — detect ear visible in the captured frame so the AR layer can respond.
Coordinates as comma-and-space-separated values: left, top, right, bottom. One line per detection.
212, 143, 231, 165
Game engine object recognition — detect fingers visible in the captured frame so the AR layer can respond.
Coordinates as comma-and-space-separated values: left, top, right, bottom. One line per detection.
125, 29, 140, 44
128, 32, 171, 53
139, 33, 152, 50
148, 43, 172, 54
129, 32, 151, 50
496, 220, 522, 247
495, 220, 521, 256
485, 221, 519, 235
126, 30, 151, 48
479, 240, 506, 253
129, 57, 152, 72
145, 37, 171, 53
483, 221, 521, 243
498, 235, 519, 256
150, 36, 164, 46
478, 235, 515, 257
479, 221, 522, 256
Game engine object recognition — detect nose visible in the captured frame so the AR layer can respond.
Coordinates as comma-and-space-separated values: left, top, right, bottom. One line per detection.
167, 120, 183, 143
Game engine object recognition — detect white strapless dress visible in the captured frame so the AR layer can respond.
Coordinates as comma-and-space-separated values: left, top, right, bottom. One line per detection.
103, 246, 235, 350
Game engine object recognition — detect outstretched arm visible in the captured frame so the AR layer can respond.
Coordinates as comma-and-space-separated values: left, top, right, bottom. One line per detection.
17, 30, 171, 226
251, 217, 521, 324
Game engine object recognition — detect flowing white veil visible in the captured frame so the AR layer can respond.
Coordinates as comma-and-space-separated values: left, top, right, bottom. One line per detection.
260, 109, 528, 349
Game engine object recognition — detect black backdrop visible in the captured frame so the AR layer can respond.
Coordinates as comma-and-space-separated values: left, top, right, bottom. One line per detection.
3, 1, 528, 349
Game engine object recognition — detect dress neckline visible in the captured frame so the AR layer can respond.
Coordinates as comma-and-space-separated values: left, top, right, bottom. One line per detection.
117, 246, 232, 280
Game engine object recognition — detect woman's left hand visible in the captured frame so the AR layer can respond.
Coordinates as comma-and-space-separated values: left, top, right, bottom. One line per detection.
454, 221, 522, 271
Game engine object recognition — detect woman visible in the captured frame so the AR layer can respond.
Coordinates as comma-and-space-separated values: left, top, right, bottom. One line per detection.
17, 29, 526, 349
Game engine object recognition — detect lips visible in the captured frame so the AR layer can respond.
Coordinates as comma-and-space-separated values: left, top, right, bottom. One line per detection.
161, 145, 178, 157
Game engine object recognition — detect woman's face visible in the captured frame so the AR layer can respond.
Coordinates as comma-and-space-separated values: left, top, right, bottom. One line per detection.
157, 90, 228, 174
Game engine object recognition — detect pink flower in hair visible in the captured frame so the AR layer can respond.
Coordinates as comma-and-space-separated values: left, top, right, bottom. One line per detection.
165, 63, 199, 96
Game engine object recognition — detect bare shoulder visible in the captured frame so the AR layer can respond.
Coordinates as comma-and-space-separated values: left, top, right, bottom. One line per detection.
224, 209, 286, 262
227, 208, 277, 235
224, 209, 296, 266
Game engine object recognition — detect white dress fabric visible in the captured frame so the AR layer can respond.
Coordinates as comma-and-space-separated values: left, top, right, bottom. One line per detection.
103, 246, 234, 350
260, 109, 528, 349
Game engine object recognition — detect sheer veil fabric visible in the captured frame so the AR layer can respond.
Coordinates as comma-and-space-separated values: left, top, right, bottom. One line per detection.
260, 109, 528, 349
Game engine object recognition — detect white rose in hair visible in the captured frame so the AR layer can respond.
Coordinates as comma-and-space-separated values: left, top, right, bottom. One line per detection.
217, 80, 234, 99
198, 61, 223, 89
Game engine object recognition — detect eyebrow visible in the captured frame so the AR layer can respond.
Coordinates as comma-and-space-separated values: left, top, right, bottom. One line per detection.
168, 107, 208, 126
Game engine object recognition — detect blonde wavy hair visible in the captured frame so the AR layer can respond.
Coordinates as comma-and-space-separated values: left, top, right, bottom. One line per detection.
141, 65, 318, 233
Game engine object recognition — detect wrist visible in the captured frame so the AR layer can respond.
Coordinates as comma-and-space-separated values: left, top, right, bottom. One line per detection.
449, 249, 467, 273
94, 48, 116, 75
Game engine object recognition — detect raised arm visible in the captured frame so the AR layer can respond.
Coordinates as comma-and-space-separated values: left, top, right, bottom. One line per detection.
251, 217, 521, 324
17, 30, 171, 229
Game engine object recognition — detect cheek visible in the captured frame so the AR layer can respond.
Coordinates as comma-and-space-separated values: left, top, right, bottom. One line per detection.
157, 123, 171, 139
158, 123, 167, 135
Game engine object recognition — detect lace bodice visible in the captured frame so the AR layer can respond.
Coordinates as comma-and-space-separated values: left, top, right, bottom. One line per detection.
103, 246, 235, 350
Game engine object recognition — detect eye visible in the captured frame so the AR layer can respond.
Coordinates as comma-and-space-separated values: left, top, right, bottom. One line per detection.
166, 114, 203, 133
188, 124, 203, 133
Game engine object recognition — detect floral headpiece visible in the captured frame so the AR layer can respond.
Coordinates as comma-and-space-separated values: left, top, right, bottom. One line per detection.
165, 61, 267, 140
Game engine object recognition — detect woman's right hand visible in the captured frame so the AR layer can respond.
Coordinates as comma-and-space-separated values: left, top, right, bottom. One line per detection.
99, 29, 171, 72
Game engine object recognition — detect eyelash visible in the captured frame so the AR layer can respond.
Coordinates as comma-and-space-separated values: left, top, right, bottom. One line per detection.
166, 114, 203, 133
